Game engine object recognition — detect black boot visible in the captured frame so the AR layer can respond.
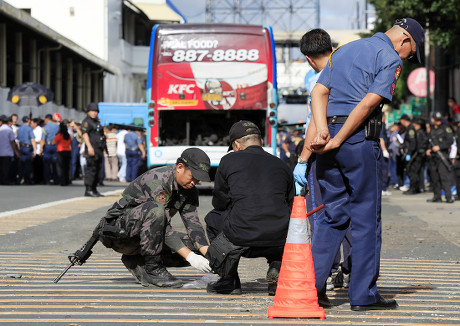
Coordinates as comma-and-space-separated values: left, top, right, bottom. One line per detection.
92, 187, 104, 197
144, 255, 183, 288
266, 261, 281, 296
121, 254, 150, 287
84, 186, 97, 197
207, 275, 242, 295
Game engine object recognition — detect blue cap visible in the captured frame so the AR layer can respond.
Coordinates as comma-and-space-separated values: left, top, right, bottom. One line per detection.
394, 18, 425, 64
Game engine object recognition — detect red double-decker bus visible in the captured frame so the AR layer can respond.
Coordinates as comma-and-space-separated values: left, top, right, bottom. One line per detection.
146, 23, 278, 169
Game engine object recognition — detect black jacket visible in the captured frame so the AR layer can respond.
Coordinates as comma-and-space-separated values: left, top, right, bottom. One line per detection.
212, 145, 295, 247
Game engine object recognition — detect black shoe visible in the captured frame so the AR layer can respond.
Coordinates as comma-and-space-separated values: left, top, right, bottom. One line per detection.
84, 190, 98, 197
266, 261, 281, 296
92, 188, 104, 197
207, 275, 242, 295
351, 297, 398, 311
144, 255, 183, 288
403, 189, 420, 195
426, 198, 442, 203
445, 198, 454, 203
160, 250, 190, 267
317, 293, 332, 308
455, 196, 460, 201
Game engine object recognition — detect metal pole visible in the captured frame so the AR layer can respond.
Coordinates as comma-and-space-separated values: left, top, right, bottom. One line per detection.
425, 20, 430, 118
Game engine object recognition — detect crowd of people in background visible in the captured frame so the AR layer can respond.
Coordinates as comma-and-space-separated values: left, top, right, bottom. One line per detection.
278, 104, 460, 203
0, 112, 147, 187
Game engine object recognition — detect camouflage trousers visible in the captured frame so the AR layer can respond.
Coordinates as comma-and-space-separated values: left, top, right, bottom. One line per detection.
99, 201, 194, 256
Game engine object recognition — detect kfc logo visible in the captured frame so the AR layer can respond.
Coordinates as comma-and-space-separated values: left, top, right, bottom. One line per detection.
168, 84, 195, 94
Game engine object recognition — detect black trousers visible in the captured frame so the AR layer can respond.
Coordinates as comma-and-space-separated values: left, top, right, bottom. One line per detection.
85, 154, 103, 189
57, 151, 71, 186
407, 155, 424, 192
205, 209, 283, 277
0, 156, 13, 185
428, 155, 452, 199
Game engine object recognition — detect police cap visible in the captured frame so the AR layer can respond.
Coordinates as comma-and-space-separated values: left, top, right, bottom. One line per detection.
432, 111, 443, 120
400, 114, 411, 122
178, 148, 211, 182
22, 115, 29, 123
86, 102, 99, 113
228, 120, 261, 151
394, 18, 425, 64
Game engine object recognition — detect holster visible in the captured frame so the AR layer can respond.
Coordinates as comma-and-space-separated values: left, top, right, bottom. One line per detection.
364, 105, 383, 141
205, 232, 248, 276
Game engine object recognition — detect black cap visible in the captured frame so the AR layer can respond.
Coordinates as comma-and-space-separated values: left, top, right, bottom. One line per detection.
22, 116, 29, 123
432, 111, 443, 120
394, 18, 425, 64
400, 114, 411, 121
228, 120, 261, 151
178, 148, 211, 182
87, 102, 99, 112
413, 117, 425, 125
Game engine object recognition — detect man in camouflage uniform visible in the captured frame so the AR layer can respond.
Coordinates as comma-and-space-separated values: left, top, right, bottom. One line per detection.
98, 148, 212, 287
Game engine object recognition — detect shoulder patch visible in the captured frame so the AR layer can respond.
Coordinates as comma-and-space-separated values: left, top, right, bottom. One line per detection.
446, 127, 452, 133
390, 64, 402, 95
409, 129, 415, 137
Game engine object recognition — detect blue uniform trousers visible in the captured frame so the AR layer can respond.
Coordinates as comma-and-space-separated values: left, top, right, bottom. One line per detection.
312, 125, 382, 305
126, 150, 140, 182
18, 147, 33, 184
43, 144, 58, 184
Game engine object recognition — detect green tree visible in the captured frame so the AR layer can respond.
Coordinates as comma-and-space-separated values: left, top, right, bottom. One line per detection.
368, 0, 460, 113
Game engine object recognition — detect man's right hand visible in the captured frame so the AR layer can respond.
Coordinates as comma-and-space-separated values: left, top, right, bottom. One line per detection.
87, 147, 95, 156
293, 162, 308, 186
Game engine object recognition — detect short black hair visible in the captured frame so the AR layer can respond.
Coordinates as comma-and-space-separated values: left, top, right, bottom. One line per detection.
448, 97, 457, 103
300, 28, 333, 58
45, 114, 52, 120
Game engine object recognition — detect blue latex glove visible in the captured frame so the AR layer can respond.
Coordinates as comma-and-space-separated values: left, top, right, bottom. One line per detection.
295, 182, 304, 196
293, 162, 308, 187
405, 154, 411, 162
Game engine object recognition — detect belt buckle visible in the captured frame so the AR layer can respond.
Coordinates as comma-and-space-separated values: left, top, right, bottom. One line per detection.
331, 115, 337, 123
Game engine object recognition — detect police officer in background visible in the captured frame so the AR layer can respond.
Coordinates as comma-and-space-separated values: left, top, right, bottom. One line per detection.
82, 103, 106, 197
307, 18, 424, 310
452, 113, 460, 200
16, 116, 36, 185
426, 111, 454, 203
403, 117, 427, 194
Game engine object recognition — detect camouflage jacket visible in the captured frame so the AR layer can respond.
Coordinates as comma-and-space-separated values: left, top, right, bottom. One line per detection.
106, 164, 208, 252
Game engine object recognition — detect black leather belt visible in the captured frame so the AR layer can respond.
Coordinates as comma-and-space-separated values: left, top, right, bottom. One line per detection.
20, 143, 33, 148
327, 115, 348, 124
126, 147, 139, 151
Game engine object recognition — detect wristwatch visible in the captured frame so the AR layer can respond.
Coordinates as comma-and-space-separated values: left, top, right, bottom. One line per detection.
298, 156, 308, 164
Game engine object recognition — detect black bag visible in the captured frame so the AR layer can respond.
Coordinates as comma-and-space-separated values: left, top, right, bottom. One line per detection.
205, 232, 248, 276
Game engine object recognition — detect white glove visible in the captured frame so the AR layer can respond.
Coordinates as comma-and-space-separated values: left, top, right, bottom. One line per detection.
383, 150, 390, 159
285, 151, 291, 158
185, 252, 211, 273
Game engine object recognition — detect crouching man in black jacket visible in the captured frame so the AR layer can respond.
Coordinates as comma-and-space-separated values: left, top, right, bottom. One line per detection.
205, 120, 295, 295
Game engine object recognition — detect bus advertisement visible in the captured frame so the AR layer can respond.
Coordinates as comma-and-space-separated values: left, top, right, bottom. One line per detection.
146, 23, 278, 170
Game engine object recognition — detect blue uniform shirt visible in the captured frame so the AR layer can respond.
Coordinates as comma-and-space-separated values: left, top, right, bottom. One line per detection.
16, 124, 35, 145
318, 32, 402, 117
42, 122, 59, 144
124, 131, 141, 149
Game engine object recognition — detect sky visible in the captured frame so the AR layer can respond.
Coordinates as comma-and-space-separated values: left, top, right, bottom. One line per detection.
168, 0, 375, 30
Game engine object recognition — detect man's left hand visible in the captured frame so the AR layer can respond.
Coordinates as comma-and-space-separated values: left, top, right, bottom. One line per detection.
186, 252, 211, 273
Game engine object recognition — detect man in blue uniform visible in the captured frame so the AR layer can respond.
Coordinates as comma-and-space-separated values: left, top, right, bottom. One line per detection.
306, 18, 424, 311
16, 116, 37, 185
295, 28, 351, 293
124, 128, 146, 182
41, 113, 61, 185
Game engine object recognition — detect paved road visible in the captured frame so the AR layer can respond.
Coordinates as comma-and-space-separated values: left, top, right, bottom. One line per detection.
0, 182, 459, 325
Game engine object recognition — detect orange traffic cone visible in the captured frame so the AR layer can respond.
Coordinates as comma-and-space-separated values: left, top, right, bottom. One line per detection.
267, 196, 326, 319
